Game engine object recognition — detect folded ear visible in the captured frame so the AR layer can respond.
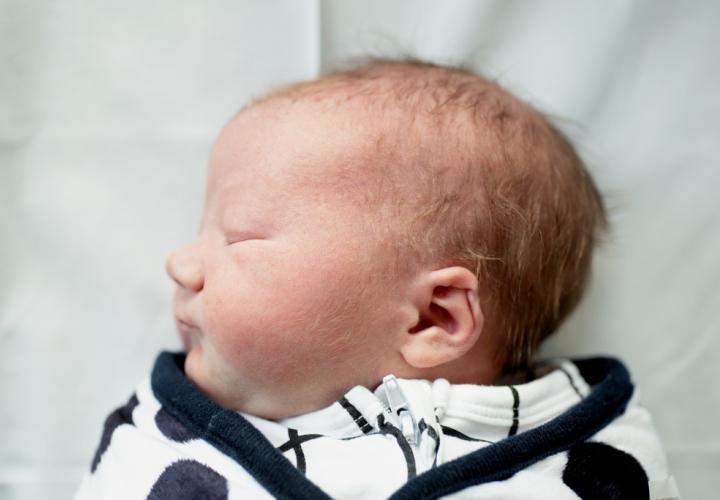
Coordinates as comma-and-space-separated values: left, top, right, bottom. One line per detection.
400, 267, 484, 369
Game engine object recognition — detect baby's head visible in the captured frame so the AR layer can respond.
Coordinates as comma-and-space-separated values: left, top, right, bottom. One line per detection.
165, 59, 607, 419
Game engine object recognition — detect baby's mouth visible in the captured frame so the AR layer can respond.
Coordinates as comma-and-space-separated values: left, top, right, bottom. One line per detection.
176, 318, 201, 350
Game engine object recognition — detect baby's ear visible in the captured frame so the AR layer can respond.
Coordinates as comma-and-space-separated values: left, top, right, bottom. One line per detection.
401, 267, 484, 369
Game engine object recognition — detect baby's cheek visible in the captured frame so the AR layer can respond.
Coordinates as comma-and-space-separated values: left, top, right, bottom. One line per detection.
202, 293, 288, 362
201, 285, 245, 339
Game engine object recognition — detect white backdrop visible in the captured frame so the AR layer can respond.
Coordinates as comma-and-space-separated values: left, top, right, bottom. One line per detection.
1, 1, 717, 498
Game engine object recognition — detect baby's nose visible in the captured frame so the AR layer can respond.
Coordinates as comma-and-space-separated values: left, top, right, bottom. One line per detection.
165, 244, 204, 292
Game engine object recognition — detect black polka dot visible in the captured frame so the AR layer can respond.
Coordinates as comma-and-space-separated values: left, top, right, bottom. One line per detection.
146, 460, 228, 500
91, 393, 139, 473
155, 407, 194, 442
562, 441, 649, 499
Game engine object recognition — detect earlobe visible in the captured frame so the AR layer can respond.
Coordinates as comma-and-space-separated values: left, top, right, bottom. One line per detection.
400, 267, 484, 369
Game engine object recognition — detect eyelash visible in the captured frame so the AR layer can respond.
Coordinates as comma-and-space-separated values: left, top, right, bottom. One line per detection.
225, 234, 263, 245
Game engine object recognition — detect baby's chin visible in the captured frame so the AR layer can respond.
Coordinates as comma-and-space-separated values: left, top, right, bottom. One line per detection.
182, 347, 239, 410
181, 346, 359, 420
181, 346, 270, 416
182, 346, 205, 385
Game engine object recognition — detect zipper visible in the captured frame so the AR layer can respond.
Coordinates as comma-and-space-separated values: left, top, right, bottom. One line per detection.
382, 375, 419, 445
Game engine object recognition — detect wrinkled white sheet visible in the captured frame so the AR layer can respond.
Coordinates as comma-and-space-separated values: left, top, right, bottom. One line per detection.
1, 1, 717, 498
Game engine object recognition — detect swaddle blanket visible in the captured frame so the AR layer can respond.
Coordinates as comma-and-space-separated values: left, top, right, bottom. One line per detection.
76, 352, 679, 499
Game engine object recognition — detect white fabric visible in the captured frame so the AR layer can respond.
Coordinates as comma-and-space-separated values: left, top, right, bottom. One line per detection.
75, 359, 676, 499
2, 2, 718, 498
75, 379, 274, 500
272, 360, 593, 492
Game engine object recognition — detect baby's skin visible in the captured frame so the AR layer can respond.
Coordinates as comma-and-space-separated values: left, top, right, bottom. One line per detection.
165, 97, 503, 420
78, 62, 664, 500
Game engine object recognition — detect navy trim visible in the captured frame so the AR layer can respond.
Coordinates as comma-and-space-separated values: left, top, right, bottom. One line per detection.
388, 357, 634, 499
151, 353, 633, 500
151, 353, 331, 500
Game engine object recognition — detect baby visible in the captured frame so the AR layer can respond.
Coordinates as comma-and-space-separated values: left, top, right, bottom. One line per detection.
77, 60, 678, 499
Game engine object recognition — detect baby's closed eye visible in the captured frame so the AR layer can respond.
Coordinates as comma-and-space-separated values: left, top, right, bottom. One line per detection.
225, 232, 267, 245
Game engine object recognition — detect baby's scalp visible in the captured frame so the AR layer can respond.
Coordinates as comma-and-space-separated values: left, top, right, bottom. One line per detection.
245, 59, 607, 369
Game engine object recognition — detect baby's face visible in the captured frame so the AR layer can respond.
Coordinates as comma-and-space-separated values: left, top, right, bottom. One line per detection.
166, 101, 410, 418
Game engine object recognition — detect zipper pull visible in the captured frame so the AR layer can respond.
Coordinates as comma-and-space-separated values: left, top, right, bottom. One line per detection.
382, 375, 419, 445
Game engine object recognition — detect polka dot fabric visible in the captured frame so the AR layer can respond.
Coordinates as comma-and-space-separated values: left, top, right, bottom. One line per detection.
74, 353, 679, 500
146, 460, 228, 500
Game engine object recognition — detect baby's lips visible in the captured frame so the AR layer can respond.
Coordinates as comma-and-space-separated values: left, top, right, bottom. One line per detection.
174, 315, 200, 350
176, 317, 196, 331
173, 307, 197, 330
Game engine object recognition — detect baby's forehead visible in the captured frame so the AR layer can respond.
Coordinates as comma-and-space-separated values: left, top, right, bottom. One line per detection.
216, 72, 540, 212
211, 99, 400, 202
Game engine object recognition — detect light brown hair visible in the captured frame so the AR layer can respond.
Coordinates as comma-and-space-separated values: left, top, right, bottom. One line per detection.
256, 58, 608, 369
